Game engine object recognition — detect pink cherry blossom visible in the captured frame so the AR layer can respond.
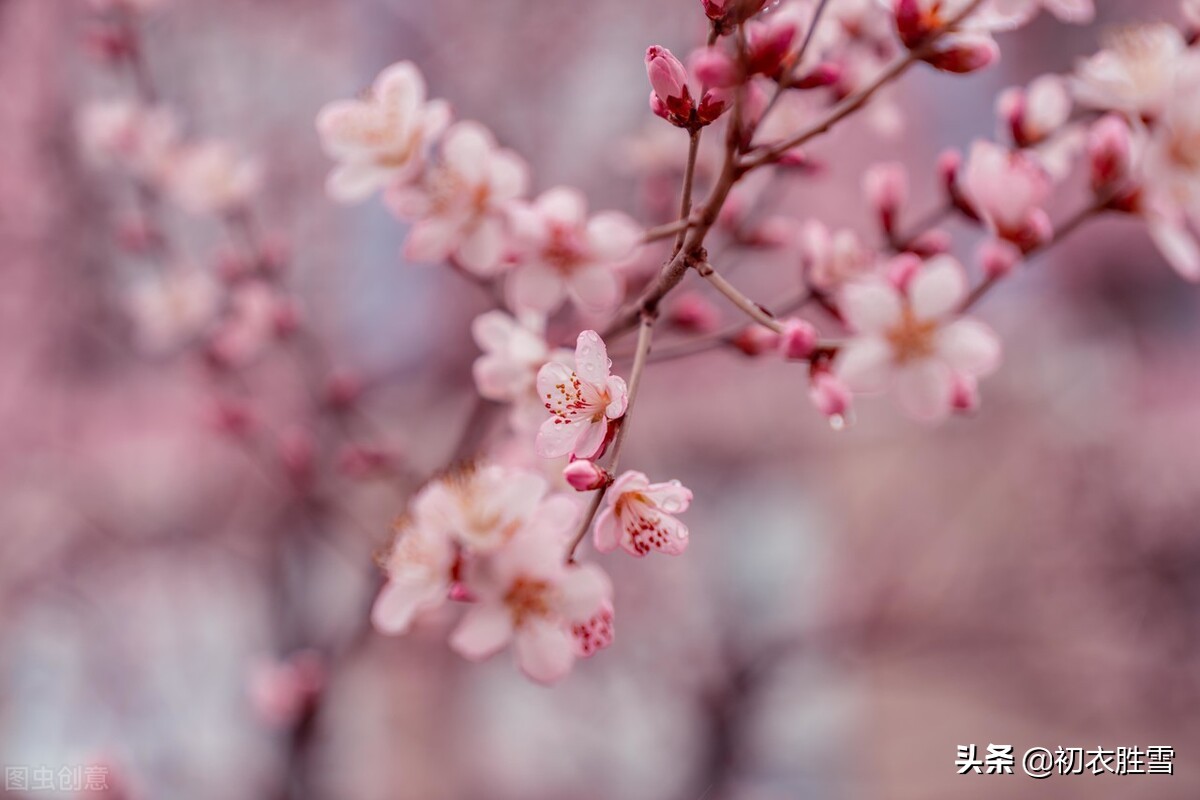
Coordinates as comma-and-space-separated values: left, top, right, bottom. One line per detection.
371, 515, 456, 635
166, 140, 262, 216
863, 162, 909, 236
247, 650, 325, 728
386, 121, 529, 275
77, 99, 178, 181
809, 370, 854, 420
316, 62, 450, 203
507, 187, 639, 315
834, 256, 1003, 422
207, 281, 284, 366
799, 220, 876, 291
124, 266, 220, 354
594, 471, 693, 557
450, 501, 612, 684
535, 331, 628, 460
413, 463, 554, 554
1141, 55, 1200, 280
1071, 24, 1186, 121
960, 140, 1052, 250
471, 311, 571, 429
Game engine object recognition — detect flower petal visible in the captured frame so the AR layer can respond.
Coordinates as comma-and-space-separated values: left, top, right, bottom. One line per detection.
515, 619, 575, 685
573, 330, 611, 385
508, 262, 566, 314
937, 318, 1002, 377
450, 603, 514, 661
835, 336, 894, 393
909, 256, 968, 319
536, 417, 583, 459
894, 360, 954, 423
558, 563, 611, 622
840, 279, 902, 334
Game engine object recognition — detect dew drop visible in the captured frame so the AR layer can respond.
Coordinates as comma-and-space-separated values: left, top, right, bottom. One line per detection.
829, 414, 846, 431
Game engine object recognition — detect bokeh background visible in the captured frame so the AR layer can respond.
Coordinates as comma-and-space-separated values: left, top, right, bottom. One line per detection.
3, 0, 1200, 798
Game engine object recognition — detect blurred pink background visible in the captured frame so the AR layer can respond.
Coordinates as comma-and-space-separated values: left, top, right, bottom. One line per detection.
3, 1, 1200, 798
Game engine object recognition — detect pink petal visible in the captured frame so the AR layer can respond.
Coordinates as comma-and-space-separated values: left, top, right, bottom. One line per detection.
325, 163, 386, 203
508, 262, 566, 313
449, 603, 514, 661
489, 150, 530, 202
536, 417, 583, 459
909, 256, 968, 319
473, 355, 527, 400
515, 619, 575, 685
573, 330, 611, 385
834, 336, 894, 393
642, 480, 692, 514
370, 578, 443, 635
457, 215, 506, 276
585, 211, 642, 262
535, 360, 576, 400
839, 280, 902, 334
405, 217, 461, 264
536, 186, 587, 226
374, 61, 425, 120
558, 563, 612, 621
593, 508, 621, 553
1149, 218, 1200, 281
470, 310, 516, 352
936, 319, 1002, 377
572, 418, 609, 460
604, 375, 628, 419
567, 265, 623, 313
894, 360, 954, 423
441, 122, 493, 185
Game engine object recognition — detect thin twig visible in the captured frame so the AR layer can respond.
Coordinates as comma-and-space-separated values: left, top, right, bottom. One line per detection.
696, 261, 785, 333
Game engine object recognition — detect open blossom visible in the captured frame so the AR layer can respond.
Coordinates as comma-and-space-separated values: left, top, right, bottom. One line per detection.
1141, 55, 1200, 280
535, 330, 628, 460
472, 311, 571, 429
77, 99, 178, 181
594, 471, 692, 557
166, 140, 262, 216
386, 121, 529, 275
125, 266, 220, 353
372, 463, 558, 634
450, 504, 613, 684
799, 220, 876, 290
507, 187, 640, 315
960, 140, 1052, 250
835, 256, 1002, 422
316, 62, 450, 203
1072, 24, 1187, 121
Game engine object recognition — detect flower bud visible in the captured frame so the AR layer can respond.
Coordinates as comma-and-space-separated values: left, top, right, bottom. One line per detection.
978, 238, 1022, 280
646, 46, 693, 122
778, 318, 818, 360
732, 323, 781, 356
563, 460, 611, 492
792, 62, 842, 90
324, 369, 363, 411
863, 162, 908, 236
746, 12, 800, 78
703, 0, 770, 28
690, 47, 740, 88
950, 373, 980, 413
905, 229, 952, 257
924, 34, 999, 75
809, 370, 852, 419
1087, 114, 1133, 192
667, 291, 722, 333
886, 252, 922, 292
997, 75, 1070, 147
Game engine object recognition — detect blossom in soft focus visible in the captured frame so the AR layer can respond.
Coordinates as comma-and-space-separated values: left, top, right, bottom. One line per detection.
996, 74, 1071, 147
418, 463, 553, 554
535, 330, 628, 460
450, 501, 613, 684
77, 99, 178, 181
1141, 55, 1200, 280
371, 513, 456, 635
507, 187, 640, 315
835, 256, 1002, 422
124, 266, 219, 354
778, 318, 819, 360
207, 281, 284, 367
471, 311, 570, 430
594, 471, 693, 557
1072, 24, 1187, 120
166, 140, 262, 216
799, 220, 876, 290
960, 140, 1052, 251
386, 121, 529, 275
990, 0, 1094, 25
316, 62, 450, 202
